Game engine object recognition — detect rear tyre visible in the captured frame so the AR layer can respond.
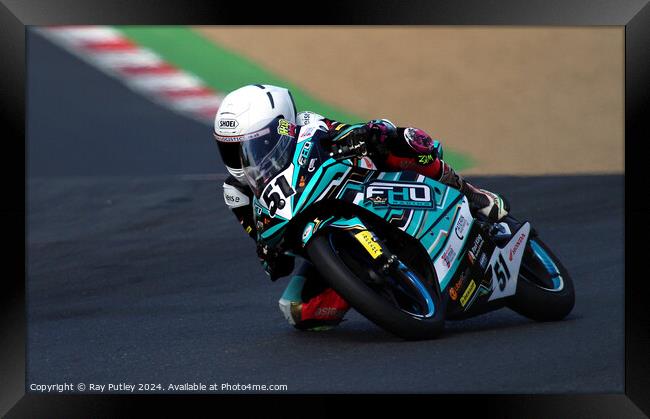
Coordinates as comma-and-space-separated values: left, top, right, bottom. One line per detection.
508, 237, 575, 321
306, 229, 445, 340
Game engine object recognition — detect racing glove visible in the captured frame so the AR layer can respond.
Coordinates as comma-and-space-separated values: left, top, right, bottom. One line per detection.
256, 242, 295, 282
325, 119, 397, 159
332, 121, 444, 162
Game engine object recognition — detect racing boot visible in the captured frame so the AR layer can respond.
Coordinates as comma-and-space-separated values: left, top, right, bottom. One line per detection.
438, 160, 509, 221
278, 262, 350, 331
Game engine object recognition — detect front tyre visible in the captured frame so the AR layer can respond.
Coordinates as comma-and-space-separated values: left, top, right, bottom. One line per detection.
306, 229, 445, 340
508, 237, 575, 321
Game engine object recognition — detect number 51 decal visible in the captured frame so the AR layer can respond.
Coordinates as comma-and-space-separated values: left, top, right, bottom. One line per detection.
261, 166, 296, 218
488, 223, 530, 302
493, 253, 511, 291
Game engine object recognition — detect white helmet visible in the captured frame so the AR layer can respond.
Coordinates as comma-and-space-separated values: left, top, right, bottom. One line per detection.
214, 84, 297, 181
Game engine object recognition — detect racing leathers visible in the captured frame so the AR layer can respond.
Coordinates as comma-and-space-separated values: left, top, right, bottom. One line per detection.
220, 111, 509, 330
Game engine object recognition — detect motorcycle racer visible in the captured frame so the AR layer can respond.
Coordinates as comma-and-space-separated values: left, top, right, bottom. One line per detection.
214, 84, 509, 331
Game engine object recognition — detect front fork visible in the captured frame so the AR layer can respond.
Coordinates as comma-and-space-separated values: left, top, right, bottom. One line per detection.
349, 227, 437, 318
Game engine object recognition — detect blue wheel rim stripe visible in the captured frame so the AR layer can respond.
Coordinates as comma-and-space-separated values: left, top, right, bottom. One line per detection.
398, 262, 436, 318
530, 240, 564, 292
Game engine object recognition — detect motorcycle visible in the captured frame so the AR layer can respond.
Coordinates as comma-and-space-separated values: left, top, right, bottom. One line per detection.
243, 119, 575, 340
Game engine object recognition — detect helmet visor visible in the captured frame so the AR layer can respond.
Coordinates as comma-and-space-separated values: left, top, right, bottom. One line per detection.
238, 118, 297, 196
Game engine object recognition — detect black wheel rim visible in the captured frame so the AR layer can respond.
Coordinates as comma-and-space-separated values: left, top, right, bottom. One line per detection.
328, 231, 436, 318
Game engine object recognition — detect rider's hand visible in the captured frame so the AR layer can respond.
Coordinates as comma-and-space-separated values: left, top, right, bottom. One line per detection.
326, 126, 369, 159
362, 121, 395, 158
256, 242, 295, 281
327, 122, 394, 160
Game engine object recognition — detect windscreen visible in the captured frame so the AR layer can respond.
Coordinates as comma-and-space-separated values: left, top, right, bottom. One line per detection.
239, 118, 297, 196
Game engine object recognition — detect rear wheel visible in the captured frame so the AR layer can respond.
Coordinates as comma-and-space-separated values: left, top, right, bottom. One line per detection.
508, 237, 575, 321
306, 229, 445, 340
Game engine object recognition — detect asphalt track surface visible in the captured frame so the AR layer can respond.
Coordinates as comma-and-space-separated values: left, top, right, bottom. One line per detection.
27, 31, 624, 393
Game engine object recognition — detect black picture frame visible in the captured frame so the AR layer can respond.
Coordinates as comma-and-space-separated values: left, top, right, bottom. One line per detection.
2, 0, 648, 416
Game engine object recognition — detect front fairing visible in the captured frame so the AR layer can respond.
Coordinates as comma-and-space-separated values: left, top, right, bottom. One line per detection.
251, 125, 360, 245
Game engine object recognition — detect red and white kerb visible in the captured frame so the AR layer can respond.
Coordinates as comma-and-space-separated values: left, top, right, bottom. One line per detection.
40, 26, 222, 124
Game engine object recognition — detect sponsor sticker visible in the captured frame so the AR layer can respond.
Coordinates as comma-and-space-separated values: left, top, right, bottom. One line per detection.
448, 273, 466, 301
509, 232, 527, 261
364, 181, 434, 209
433, 200, 473, 287
449, 287, 458, 300
277, 119, 296, 137
298, 141, 313, 166
460, 280, 477, 307
354, 230, 382, 259
467, 234, 484, 265
442, 246, 457, 269
298, 126, 316, 142
223, 191, 248, 208
417, 154, 435, 165
307, 158, 317, 172
471, 235, 484, 255
455, 215, 469, 239
225, 193, 240, 204
297, 111, 325, 127
297, 113, 311, 126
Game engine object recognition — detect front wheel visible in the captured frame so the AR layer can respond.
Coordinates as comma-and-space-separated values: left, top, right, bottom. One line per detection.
508, 237, 575, 321
306, 229, 446, 340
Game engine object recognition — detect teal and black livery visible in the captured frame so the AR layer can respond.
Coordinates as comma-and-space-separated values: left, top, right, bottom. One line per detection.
249, 120, 574, 339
